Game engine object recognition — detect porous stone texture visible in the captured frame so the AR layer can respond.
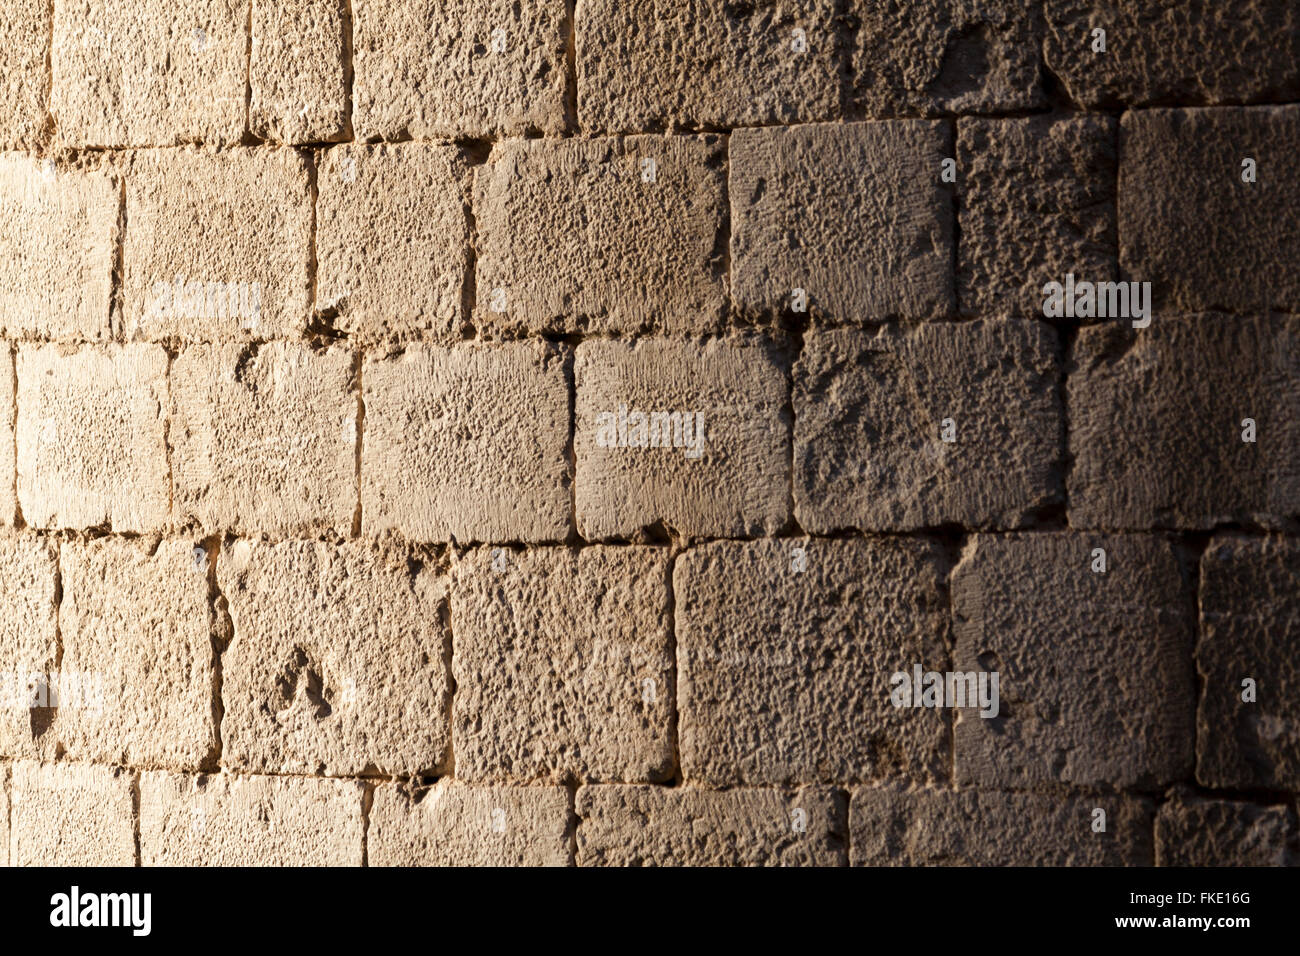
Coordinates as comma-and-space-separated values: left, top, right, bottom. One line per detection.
0, 155, 118, 340
675, 538, 950, 785
0, 0, 50, 150
574, 338, 789, 540
0, 535, 58, 759
16, 344, 170, 533
10, 761, 136, 866
952, 533, 1195, 789
1069, 315, 1300, 530
577, 785, 846, 866
0, 350, 12, 524
1196, 537, 1300, 791
473, 135, 728, 335
170, 342, 357, 537
122, 147, 313, 341
370, 783, 571, 867
353, 0, 568, 140
51, 0, 247, 148
1155, 794, 1297, 867
452, 546, 673, 783
217, 539, 451, 777
849, 0, 1044, 117
315, 144, 469, 343
576, 0, 840, 133
56, 538, 217, 770
250, 0, 348, 143
851, 787, 1154, 866
957, 115, 1117, 318
362, 341, 570, 544
1120, 106, 1300, 313
1045, 1, 1300, 108
139, 770, 365, 866
730, 121, 953, 321
794, 321, 1062, 532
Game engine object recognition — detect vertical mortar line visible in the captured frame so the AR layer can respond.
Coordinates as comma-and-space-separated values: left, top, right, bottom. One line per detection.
666, 546, 682, 785
566, 780, 578, 866
360, 780, 373, 866
8, 345, 19, 527
564, 1, 578, 135
243, 0, 254, 136
110, 171, 127, 341
442, 550, 456, 778
341, 0, 355, 140
41, 0, 55, 149
162, 348, 175, 517
204, 535, 227, 771
352, 348, 363, 538
946, 116, 960, 319
130, 769, 142, 867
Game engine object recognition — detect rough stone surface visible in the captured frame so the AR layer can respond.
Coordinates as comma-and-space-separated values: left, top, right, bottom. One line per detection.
577, 785, 846, 866
1069, 316, 1300, 530
851, 787, 1154, 865
51, 0, 246, 148
0, 155, 117, 340
171, 343, 357, 537
250, 0, 348, 143
122, 147, 313, 341
315, 144, 469, 343
1156, 793, 1296, 866
362, 342, 571, 544
731, 121, 953, 321
952, 533, 1195, 789
16, 344, 170, 533
139, 770, 365, 865
218, 538, 451, 777
10, 761, 135, 866
1045, 1, 1300, 108
957, 115, 1117, 318
1196, 537, 1300, 791
575, 338, 789, 540
850, 0, 1043, 117
0, 536, 58, 760
0, 350, 12, 524
676, 538, 950, 785
794, 322, 1062, 532
452, 546, 672, 783
1120, 106, 1300, 313
473, 135, 727, 335
56, 538, 216, 770
353, 0, 568, 140
370, 783, 571, 867
576, 0, 840, 133
0, 0, 50, 150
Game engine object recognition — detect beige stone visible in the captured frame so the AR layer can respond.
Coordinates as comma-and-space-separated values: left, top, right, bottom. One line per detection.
0, 763, 7, 864
171, 343, 356, 537
51, 0, 246, 148
218, 539, 450, 776
675, 538, 950, 785
577, 785, 846, 866
0, 535, 58, 760
1155, 793, 1296, 867
794, 322, 1063, 531
0, 0, 50, 150
370, 782, 570, 866
473, 136, 727, 335
10, 760, 135, 866
953, 533, 1194, 789
731, 121, 953, 321
0, 349, 12, 525
452, 546, 673, 783
56, 537, 216, 770
353, 0, 568, 140
316, 144, 469, 343
140, 769, 364, 865
576, 0, 839, 133
574, 338, 789, 539
0, 155, 117, 340
16, 344, 170, 533
250, 0, 347, 143
851, 787, 1154, 866
122, 147, 312, 341
361, 342, 570, 544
